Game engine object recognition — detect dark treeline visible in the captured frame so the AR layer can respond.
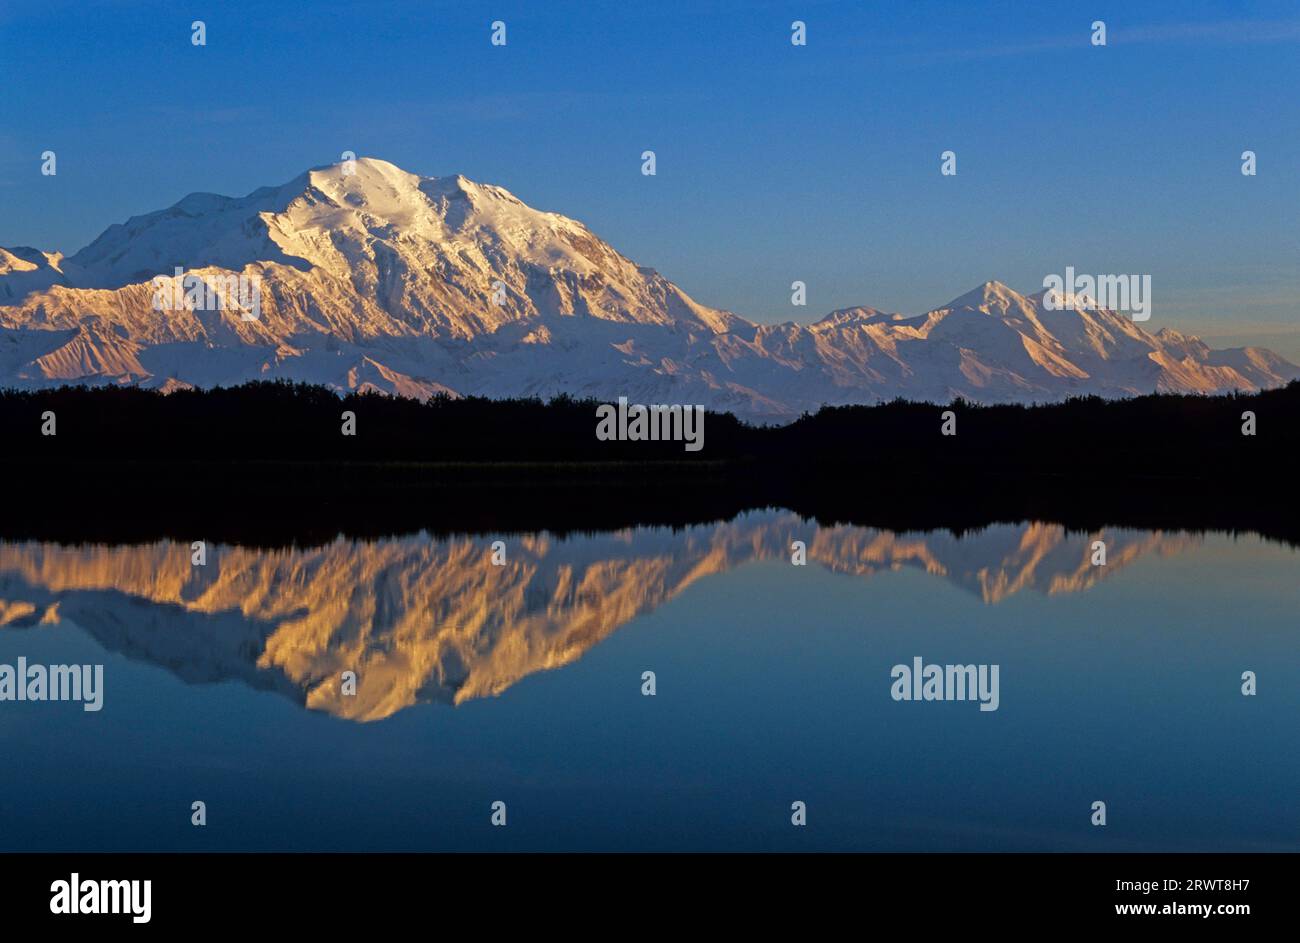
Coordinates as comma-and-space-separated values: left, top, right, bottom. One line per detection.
2, 383, 752, 462
0, 381, 1295, 546
1, 379, 1292, 468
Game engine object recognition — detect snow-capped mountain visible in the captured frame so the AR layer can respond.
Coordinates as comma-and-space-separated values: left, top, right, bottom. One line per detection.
1, 157, 1295, 418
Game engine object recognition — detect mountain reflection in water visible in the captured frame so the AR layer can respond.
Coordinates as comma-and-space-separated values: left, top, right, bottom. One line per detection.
0, 512, 1200, 722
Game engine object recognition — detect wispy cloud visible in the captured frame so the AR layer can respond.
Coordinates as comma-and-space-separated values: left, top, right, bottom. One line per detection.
877, 18, 1300, 65
145, 105, 266, 126
1115, 19, 1300, 45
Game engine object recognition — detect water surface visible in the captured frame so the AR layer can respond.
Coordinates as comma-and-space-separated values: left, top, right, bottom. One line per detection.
1, 512, 1295, 851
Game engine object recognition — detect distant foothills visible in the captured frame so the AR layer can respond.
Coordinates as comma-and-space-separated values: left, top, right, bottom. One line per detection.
1, 158, 1297, 418
1, 381, 1296, 547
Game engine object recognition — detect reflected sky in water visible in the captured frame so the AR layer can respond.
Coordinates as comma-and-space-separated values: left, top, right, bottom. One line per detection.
1, 512, 1296, 851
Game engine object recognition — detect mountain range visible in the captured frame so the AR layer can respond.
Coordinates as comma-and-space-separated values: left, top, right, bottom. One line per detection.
2, 157, 1295, 420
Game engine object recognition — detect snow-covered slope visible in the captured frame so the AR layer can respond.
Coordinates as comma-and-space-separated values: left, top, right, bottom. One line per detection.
1, 158, 1294, 418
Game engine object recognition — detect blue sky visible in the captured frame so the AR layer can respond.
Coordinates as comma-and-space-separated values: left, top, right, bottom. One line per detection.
2, 0, 1298, 350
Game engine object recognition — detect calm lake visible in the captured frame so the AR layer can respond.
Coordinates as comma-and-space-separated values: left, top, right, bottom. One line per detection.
1, 511, 1296, 851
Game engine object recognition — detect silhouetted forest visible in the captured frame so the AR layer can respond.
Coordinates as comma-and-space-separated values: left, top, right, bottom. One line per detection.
1, 381, 1295, 545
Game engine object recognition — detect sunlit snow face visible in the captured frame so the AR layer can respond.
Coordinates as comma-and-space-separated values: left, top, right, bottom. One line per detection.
0, 161, 1285, 410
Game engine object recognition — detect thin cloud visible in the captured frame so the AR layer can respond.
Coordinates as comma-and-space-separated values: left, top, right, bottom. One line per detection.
1115, 19, 1300, 44
878, 18, 1300, 65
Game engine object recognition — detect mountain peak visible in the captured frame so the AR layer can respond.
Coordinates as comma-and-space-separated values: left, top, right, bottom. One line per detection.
301, 159, 519, 211
308, 155, 414, 184
300, 156, 424, 207
943, 280, 1026, 312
